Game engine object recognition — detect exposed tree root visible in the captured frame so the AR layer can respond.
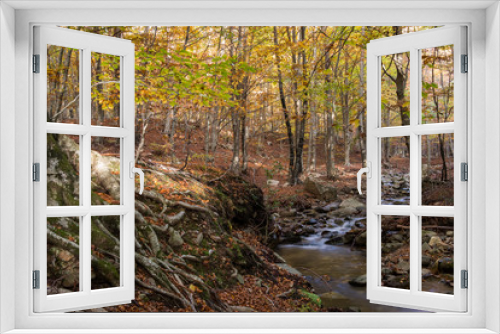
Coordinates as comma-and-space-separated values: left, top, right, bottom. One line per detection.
46, 138, 278, 312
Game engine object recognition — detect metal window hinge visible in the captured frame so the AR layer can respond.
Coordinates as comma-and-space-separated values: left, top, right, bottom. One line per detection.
461, 54, 468, 73
33, 163, 40, 182
33, 270, 40, 289
461, 270, 468, 289
33, 54, 40, 73
461, 162, 468, 181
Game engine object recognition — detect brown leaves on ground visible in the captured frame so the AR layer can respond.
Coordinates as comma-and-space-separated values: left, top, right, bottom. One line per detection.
218, 274, 320, 312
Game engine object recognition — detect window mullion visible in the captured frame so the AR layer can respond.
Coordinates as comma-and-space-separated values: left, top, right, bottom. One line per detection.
409, 47, 420, 294
82, 47, 92, 294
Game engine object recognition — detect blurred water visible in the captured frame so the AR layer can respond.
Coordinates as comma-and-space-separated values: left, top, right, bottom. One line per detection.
276, 213, 423, 313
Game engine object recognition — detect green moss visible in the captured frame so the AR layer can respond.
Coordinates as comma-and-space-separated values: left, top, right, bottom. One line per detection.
91, 221, 117, 252
46, 134, 80, 206
92, 258, 120, 286
91, 191, 105, 205
230, 242, 246, 266
299, 289, 322, 307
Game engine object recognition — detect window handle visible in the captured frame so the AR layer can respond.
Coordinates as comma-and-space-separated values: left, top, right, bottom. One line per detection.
130, 162, 144, 195
357, 162, 371, 195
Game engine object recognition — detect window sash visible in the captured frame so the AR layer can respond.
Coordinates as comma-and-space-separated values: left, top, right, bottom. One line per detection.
32, 26, 136, 313
366, 26, 468, 312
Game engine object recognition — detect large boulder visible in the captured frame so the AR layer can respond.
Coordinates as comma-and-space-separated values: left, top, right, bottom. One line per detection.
327, 207, 357, 218
437, 257, 454, 274
168, 230, 184, 248
339, 197, 366, 210
304, 177, 337, 201
277, 263, 303, 276
214, 174, 267, 230
354, 231, 367, 246
348, 274, 367, 287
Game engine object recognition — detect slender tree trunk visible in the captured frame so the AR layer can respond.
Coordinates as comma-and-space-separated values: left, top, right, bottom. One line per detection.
308, 111, 317, 171
229, 27, 242, 173
358, 28, 367, 165
205, 27, 224, 160
55, 48, 74, 121
240, 27, 251, 173
325, 110, 336, 178
273, 27, 296, 184
135, 103, 151, 165
230, 109, 240, 172
167, 26, 191, 163
430, 47, 448, 181
358, 111, 366, 165
204, 112, 211, 155
286, 26, 303, 185
342, 54, 351, 167
210, 106, 220, 153
293, 26, 309, 182
392, 26, 411, 152
241, 113, 248, 172
95, 54, 104, 125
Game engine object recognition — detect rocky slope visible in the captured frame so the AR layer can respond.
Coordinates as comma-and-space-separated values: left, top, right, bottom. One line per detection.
46, 133, 322, 312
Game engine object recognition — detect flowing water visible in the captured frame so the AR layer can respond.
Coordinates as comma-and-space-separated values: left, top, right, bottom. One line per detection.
276, 220, 421, 312
274, 172, 457, 312
275, 182, 426, 312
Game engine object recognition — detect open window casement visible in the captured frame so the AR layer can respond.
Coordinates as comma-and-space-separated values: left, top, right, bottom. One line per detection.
362, 26, 467, 312
33, 26, 138, 312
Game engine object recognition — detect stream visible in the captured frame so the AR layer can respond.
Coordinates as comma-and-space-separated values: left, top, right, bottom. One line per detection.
275, 177, 427, 312
276, 219, 420, 312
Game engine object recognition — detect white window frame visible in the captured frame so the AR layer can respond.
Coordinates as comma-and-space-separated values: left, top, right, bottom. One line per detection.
365, 26, 467, 312
0, 1, 499, 333
33, 26, 136, 313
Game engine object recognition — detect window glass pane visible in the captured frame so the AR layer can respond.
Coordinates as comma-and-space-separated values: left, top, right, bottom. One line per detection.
421, 217, 454, 294
91, 52, 121, 127
91, 137, 121, 205
381, 52, 410, 127
381, 216, 410, 290
421, 45, 454, 124
381, 136, 410, 205
421, 134, 454, 206
91, 216, 121, 290
47, 45, 80, 124
47, 217, 80, 295
47, 133, 80, 206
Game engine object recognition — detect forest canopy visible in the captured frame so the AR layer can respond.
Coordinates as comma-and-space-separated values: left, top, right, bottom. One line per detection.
46, 26, 453, 186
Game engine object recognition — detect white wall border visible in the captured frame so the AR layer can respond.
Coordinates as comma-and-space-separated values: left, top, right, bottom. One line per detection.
0, 2, 16, 334
485, 3, 500, 334
0, 2, 494, 334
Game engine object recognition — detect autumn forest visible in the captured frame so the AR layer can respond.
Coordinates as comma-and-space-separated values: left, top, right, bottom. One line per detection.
45, 26, 456, 313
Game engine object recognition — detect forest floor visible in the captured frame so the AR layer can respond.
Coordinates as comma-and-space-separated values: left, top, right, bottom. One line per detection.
55, 120, 455, 313
92, 121, 366, 313
137, 120, 365, 205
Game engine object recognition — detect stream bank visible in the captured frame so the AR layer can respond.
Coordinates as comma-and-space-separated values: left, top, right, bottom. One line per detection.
270, 175, 453, 312
272, 197, 416, 312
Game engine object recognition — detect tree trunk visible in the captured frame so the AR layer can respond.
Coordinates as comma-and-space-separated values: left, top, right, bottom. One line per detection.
293, 26, 309, 183
166, 26, 191, 162
135, 103, 152, 165
358, 29, 367, 165
342, 53, 351, 167
209, 106, 220, 153
273, 27, 296, 183
430, 47, 448, 181
392, 26, 411, 152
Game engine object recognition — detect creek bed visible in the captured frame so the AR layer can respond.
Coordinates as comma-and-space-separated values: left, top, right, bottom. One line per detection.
276, 233, 420, 312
